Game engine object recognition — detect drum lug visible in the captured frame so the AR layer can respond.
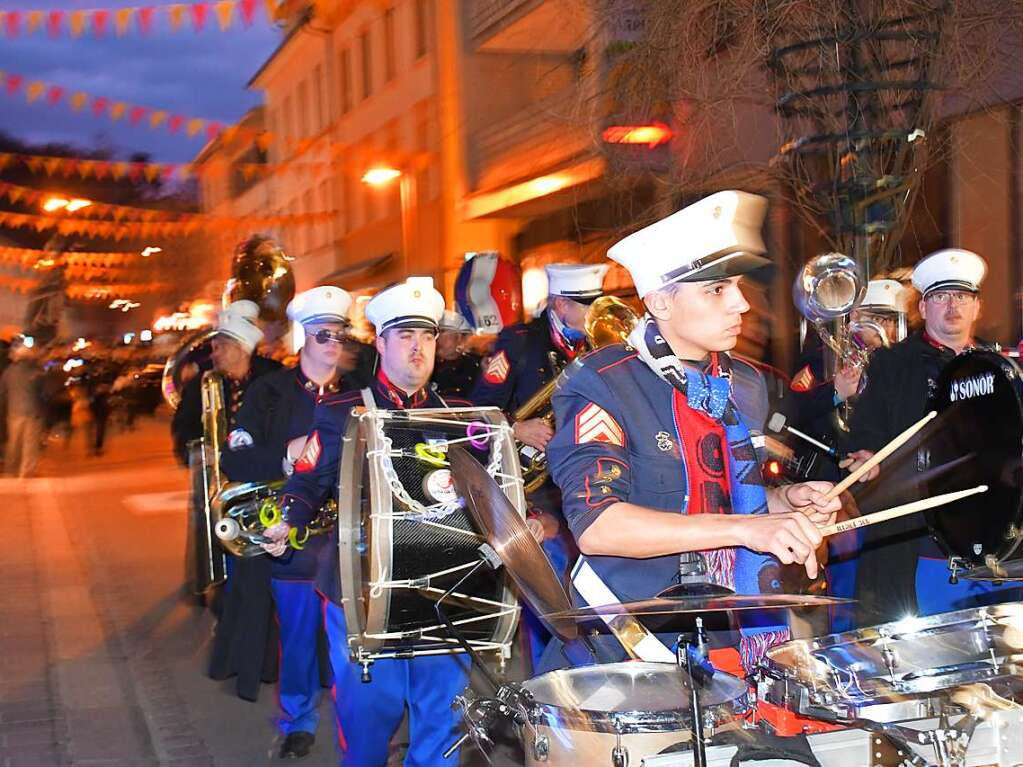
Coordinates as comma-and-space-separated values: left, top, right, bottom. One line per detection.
611, 737, 629, 767
531, 732, 549, 762
947, 557, 962, 585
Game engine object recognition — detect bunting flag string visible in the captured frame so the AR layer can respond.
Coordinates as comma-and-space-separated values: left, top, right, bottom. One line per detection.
0, 180, 338, 225
0, 245, 145, 269
0, 0, 284, 39
0, 273, 169, 299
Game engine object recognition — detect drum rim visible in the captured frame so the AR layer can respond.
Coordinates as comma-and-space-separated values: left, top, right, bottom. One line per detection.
338, 411, 376, 655
929, 349, 1023, 566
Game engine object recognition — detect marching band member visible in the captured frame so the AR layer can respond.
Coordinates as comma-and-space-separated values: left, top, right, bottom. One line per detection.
545, 191, 841, 671
171, 300, 280, 465
263, 277, 473, 767
787, 278, 906, 631
471, 262, 608, 669
847, 249, 1022, 623
217, 286, 356, 760
430, 309, 480, 398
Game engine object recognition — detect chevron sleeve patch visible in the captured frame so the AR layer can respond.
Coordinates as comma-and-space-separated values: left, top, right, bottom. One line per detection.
790, 364, 816, 393
575, 402, 625, 447
293, 431, 322, 473
482, 350, 510, 384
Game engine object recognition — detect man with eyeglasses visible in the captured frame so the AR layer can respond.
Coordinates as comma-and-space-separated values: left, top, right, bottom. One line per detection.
845, 249, 1020, 623
216, 286, 362, 760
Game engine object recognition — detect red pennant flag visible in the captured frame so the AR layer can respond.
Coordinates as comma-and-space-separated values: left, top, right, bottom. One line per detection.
92, 9, 110, 35
240, 0, 256, 25
91, 96, 109, 116
167, 115, 185, 133
45, 86, 64, 105
129, 106, 147, 124
191, 3, 209, 30
161, 165, 178, 182
5, 74, 23, 95
5, 11, 20, 37
93, 162, 110, 180
137, 6, 155, 33
129, 163, 144, 182
205, 122, 223, 141
46, 10, 63, 37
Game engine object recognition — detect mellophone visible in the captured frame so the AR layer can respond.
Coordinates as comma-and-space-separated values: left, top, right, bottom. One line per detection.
324, 349, 1023, 765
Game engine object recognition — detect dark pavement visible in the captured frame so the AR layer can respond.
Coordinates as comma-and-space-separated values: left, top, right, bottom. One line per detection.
0, 414, 523, 766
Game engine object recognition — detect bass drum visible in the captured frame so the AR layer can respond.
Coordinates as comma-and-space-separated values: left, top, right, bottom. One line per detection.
337, 406, 523, 664
923, 349, 1023, 569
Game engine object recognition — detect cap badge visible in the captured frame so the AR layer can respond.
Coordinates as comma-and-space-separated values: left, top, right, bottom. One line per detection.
713, 205, 722, 219
655, 431, 674, 452
413, 289, 422, 298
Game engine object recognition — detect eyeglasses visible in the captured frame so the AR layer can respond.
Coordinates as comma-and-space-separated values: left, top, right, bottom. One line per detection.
926, 291, 977, 306
312, 329, 348, 345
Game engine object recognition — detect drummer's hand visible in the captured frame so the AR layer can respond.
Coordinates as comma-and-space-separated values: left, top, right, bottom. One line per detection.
525, 518, 545, 544
739, 512, 824, 579
775, 482, 840, 527
839, 449, 879, 482
261, 521, 291, 557
513, 418, 554, 450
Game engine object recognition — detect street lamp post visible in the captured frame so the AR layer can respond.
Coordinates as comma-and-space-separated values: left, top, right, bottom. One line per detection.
361, 167, 416, 274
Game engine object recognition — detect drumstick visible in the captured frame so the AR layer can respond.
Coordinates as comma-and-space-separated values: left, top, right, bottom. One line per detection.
826, 410, 937, 500
820, 484, 987, 537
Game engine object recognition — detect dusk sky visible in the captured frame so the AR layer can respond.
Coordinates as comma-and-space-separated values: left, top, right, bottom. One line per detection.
0, 1, 282, 163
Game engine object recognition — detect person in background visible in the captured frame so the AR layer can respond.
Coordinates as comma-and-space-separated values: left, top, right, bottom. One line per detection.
430, 309, 480, 398
0, 337, 43, 478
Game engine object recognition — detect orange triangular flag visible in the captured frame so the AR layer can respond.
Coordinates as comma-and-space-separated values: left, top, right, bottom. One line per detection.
111, 162, 128, 179
214, 1, 234, 30
26, 10, 44, 33
144, 164, 162, 183
149, 110, 167, 128
43, 158, 61, 176
26, 81, 45, 103
168, 4, 186, 31
69, 10, 86, 37
115, 7, 133, 36
69, 92, 88, 111
187, 118, 204, 137
110, 102, 127, 121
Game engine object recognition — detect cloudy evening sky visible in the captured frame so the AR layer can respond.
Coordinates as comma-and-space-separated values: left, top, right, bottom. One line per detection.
0, 0, 282, 162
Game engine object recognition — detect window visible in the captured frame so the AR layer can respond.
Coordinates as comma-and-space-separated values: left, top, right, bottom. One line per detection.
414, 0, 431, 59
313, 64, 325, 130
339, 49, 352, 114
383, 7, 397, 82
297, 80, 309, 138
360, 30, 373, 100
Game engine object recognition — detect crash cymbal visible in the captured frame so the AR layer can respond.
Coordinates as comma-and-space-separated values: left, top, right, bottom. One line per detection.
548, 592, 852, 622
964, 560, 1023, 582
448, 446, 578, 641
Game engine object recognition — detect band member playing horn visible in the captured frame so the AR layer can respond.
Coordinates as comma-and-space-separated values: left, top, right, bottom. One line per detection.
471, 262, 608, 668
171, 300, 280, 465
263, 277, 474, 767
847, 249, 1022, 623
215, 286, 356, 760
545, 191, 841, 671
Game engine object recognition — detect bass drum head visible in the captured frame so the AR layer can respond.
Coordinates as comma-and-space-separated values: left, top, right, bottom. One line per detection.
926, 350, 1023, 566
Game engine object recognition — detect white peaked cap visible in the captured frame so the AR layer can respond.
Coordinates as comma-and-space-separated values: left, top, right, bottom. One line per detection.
216, 300, 263, 353
911, 248, 987, 296
286, 285, 353, 325
860, 279, 908, 312
365, 277, 445, 333
439, 309, 472, 333
608, 190, 771, 298
544, 263, 609, 303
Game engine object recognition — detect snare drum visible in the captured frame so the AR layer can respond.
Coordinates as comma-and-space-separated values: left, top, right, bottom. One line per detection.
337, 406, 523, 664
925, 349, 1023, 570
518, 662, 749, 766
758, 602, 1023, 723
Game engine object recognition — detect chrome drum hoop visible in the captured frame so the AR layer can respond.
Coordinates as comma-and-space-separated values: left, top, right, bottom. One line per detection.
337, 406, 524, 662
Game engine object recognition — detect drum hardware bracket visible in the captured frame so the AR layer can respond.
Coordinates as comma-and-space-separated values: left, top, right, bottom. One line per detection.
611, 736, 629, 767
947, 557, 965, 585
677, 617, 714, 767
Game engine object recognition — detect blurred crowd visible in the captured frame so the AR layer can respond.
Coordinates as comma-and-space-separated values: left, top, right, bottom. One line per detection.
0, 335, 167, 478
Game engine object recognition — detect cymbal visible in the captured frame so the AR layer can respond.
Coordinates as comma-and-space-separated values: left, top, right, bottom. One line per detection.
448, 446, 579, 641
964, 560, 1023, 582
548, 593, 852, 622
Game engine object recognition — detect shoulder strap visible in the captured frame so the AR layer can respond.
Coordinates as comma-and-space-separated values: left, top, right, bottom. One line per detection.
360, 387, 375, 411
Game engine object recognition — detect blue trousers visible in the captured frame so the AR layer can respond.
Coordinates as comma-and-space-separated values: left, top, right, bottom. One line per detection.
272, 579, 325, 735
521, 533, 571, 673
916, 557, 1023, 615
324, 601, 469, 766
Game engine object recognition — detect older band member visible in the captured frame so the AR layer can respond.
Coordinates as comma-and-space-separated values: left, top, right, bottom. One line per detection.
847, 249, 1021, 622
430, 309, 480, 398
546, 191, 840, 671
216, 286, 355, 760
264, 278, 472, 767
171, 300, 280, 465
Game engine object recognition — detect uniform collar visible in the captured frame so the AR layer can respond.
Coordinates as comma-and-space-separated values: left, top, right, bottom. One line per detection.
921, 329, 975, 355
296, 365, 343, 396
374, 367, 428, 408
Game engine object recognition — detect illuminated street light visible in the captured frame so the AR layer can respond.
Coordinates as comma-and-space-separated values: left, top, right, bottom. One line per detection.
42, 195, 93, 213
140, 246, 162, 258
361, 167, 402, 185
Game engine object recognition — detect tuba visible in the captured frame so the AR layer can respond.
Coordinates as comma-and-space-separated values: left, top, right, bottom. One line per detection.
516, 296, 640, 493
792, 253, 879, 431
